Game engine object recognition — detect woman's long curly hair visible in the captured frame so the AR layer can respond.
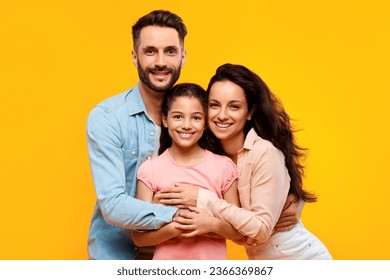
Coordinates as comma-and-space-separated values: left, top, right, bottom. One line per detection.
206, 63, 317, 203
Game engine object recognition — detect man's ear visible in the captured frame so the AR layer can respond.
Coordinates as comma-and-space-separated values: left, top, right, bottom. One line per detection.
181, 50, 187, 68
131, 50, 137, 67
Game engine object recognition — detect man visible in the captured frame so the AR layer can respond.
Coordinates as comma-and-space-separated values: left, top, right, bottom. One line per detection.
87, 10, 301, 260
86, 10, 186, 260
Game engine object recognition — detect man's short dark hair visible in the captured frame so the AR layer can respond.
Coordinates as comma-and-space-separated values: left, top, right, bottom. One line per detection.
132, 10, 187, 51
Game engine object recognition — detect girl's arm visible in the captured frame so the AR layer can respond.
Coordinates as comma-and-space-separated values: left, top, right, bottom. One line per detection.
132, 222, 182, 247
131, 180, 182, 247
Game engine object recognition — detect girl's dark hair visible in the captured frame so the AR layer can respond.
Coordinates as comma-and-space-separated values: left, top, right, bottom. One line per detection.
132, 10, 187, 51
206, 63, 317, 203
158, 83, 210, 155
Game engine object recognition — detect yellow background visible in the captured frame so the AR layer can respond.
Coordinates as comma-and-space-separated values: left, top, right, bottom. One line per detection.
1, 0, 389, 260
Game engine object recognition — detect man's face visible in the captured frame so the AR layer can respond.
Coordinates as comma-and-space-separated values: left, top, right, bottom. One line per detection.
132, 26, 186, 93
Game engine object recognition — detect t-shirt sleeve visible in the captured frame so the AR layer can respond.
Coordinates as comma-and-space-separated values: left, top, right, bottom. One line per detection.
136, 159, 155, 192
221, 157, 239, 194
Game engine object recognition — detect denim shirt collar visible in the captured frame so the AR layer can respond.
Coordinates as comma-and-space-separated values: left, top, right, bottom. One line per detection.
127, 83, 147, 117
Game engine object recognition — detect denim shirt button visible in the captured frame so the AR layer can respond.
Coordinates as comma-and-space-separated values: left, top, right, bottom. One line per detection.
150, 131, 155, 136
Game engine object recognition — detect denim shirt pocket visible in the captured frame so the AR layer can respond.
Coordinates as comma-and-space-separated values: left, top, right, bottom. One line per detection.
122, 148, 139, 195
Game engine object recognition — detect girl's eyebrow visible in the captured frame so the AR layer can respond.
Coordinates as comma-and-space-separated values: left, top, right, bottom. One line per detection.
171, 110, 204, 115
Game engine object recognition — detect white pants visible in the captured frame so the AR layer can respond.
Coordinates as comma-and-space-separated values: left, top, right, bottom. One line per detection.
245, 221, 332, 260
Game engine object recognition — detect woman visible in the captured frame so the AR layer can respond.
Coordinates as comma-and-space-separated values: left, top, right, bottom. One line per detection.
173, 63, 332, 259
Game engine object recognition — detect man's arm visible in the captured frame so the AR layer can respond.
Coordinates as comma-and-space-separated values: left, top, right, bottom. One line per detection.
131, 180, 183, 246
274, 194, 304, 232
87, 107, 176, 230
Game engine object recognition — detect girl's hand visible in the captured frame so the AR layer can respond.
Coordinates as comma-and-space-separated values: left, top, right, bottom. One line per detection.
173, 206, 218, 238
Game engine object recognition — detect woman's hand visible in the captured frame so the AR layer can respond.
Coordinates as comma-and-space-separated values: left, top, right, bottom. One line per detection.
173, 206, 219, 238
154, 183, 200, 208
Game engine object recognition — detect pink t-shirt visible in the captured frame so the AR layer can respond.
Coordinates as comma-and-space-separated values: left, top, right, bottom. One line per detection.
137, 149, 239, 259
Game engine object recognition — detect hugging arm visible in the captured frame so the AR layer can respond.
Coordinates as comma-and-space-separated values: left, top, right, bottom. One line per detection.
174, 180, 246, 244
197, 147, 292, 243
155, 182, 300, 233
131, 180, 182, 247
87, 108, 176, 230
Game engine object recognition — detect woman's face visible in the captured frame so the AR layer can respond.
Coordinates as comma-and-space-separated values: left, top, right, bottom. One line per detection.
207, 80, 251, 145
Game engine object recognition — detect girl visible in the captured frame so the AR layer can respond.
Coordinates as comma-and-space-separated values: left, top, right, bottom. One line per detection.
131, 83, 243, 260
174, 64, 332, 260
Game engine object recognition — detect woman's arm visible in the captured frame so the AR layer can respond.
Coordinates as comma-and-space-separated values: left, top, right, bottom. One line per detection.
174, 206, 245, 244
131, 180, 182, 246
155, 184, 301, 231
196, 145, 291, 243
174, 180, 246, 244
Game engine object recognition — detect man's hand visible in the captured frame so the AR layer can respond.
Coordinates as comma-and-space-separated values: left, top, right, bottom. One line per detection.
154, 183, 200, 208
274, 193, 304, 233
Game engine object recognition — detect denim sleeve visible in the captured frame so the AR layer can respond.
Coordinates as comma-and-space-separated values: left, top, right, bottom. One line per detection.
86, 107, 177, 230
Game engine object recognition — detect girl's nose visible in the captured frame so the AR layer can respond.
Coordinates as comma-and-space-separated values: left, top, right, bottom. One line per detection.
181, 118, 192, 129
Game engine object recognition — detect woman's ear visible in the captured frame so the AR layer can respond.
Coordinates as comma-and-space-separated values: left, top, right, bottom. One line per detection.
247, 106, 255, 121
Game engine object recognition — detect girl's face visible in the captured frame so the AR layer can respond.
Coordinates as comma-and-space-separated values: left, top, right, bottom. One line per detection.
162, 96, 205, 150
208, 80, 251, 145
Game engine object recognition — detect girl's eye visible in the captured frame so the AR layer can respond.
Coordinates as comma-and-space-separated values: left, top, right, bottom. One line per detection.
193, 116, 202, 121
209, 103, 219, 108
172, 115, 182, 119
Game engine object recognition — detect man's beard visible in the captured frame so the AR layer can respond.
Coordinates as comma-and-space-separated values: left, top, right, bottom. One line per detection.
137, 63, 181, 93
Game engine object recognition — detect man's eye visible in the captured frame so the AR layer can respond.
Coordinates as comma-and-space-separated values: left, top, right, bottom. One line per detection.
145, 49, 156, 55
166, 49, 177, 55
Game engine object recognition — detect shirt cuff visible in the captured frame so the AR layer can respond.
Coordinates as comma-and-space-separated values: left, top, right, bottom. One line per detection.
197, 188, 218, 214
152, 204, 178, 229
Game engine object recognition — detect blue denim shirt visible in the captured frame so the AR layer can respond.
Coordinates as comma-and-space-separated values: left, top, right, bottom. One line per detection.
86, 84, 177, 259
